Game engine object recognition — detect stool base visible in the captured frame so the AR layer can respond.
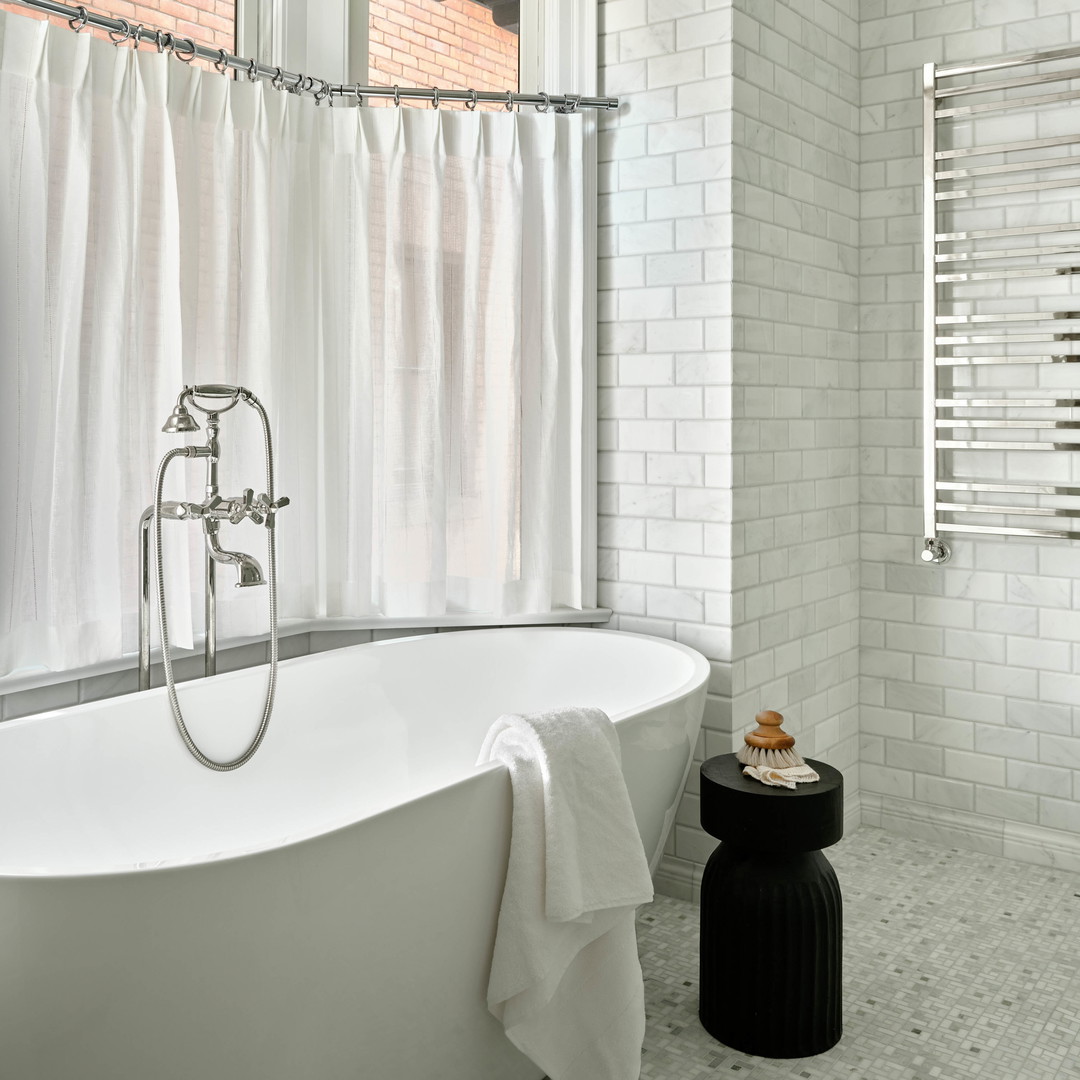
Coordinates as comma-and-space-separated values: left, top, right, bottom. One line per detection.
699, 843, 842, 1058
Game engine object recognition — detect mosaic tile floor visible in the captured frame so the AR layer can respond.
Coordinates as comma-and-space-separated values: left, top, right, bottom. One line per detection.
636, 827, 1080, 1080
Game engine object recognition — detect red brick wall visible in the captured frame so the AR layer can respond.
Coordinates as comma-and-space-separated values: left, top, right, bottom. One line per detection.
0, 0, 235, 69
369, 0, 518, 109
1, 0, 517, 101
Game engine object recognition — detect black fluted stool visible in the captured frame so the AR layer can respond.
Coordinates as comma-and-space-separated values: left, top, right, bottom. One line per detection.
698, 753, 843, 1058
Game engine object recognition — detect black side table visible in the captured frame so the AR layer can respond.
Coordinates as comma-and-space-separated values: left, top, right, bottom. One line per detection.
698, 753, 843, 1058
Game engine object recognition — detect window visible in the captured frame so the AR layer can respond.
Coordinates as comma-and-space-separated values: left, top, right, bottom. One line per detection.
367, 0, 519, 108
238, 0, 596, 104
0, 0, 237, 68
0, 0, 594, 106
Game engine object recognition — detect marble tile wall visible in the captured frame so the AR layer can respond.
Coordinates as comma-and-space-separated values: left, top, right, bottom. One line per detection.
598, 0, 861, 897
728, 0, 861, 808
860, 0, 1080, 870
597, 0, 736, 897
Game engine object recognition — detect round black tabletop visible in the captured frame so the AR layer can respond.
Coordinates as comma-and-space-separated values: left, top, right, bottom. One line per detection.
700, 753, 843, 853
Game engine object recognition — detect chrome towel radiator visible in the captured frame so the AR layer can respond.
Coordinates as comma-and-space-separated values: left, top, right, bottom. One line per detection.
922, 46, 1080, 564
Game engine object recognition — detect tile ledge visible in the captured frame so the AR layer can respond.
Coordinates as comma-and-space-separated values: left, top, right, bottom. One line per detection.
0, 608, 612, 696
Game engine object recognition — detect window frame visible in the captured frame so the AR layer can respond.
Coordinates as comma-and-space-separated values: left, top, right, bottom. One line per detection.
240, 0, 596, 110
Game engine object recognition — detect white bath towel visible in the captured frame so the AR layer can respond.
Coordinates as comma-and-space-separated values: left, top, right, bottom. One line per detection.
477, 706, 655, 1080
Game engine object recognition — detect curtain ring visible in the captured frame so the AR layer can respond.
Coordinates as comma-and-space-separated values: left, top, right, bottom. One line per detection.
353, 83, 364, 107
271, 67, 286, 91
129, 24, 143, 50
535, 91, 550, 113
154, 30, 169, 53
173, 37, 197, 62
245, 58, 259, 81
504, 89, 514, 111
213, 48, 230, 74
314, 79, 331, 105
286, 72, 304, 94
392, 85, 401, 108
107, 18, 131, 45
465, 88, 478, 111
68, 6, 88, 32
430, 86, 440, 109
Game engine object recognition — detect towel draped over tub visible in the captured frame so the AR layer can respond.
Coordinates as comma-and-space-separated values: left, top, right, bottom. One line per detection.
477, 706, 655, 1080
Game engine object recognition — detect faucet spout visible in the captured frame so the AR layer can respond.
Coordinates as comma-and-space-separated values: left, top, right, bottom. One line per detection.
231, 552, 266, 588
205, 526, 265, 587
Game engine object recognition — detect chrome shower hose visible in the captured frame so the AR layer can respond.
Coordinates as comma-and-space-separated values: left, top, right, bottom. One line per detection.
152, 396, 279, 771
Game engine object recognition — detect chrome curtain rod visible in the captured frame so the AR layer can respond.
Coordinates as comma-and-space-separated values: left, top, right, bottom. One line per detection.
8, 0, 620, 111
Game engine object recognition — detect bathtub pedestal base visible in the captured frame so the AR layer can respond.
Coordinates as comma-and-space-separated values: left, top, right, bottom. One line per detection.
697, 754, 844, 1059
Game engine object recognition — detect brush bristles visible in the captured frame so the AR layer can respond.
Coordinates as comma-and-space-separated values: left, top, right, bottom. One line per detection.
736, 743, 807, 769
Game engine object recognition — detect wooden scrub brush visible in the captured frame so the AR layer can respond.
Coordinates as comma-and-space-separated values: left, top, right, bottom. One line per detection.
736, 710, 819, 784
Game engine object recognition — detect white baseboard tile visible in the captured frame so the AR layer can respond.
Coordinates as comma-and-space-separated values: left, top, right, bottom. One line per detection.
653, 854, 697, 901
861, 791, 882, 829
862, 794, 1080, 873
843, 792, 862, 840
864, 794, 1008, 857
1002, 820, 1080, 875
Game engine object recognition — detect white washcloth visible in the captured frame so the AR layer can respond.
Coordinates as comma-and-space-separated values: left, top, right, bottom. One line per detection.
477, 706, 655, 1080
742, 763, 821, 789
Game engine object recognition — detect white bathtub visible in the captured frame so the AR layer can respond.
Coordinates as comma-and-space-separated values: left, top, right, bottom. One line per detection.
0, 626, 708, 1080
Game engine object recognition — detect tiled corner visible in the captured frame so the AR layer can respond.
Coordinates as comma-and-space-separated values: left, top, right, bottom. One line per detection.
598, 0, 861, 877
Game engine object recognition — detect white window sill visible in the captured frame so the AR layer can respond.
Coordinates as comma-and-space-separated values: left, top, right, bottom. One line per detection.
0, 608, 612, 698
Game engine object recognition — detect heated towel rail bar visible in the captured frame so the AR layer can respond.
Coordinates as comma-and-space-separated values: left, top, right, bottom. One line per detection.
922, 45, 1080, 562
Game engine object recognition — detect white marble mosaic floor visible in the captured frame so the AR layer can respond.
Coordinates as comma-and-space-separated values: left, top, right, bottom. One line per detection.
636, 827, 1080, 1080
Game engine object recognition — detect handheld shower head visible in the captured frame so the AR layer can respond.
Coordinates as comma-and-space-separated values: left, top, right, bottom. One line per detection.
162, 402, 200, 434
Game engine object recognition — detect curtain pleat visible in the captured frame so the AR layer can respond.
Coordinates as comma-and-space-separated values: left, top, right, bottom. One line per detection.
0, 11, 585, 679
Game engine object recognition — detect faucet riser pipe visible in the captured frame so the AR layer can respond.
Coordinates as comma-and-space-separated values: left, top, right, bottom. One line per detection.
205, 546, 216, 678
139, 508, 153, 692
139, 447, 212, 693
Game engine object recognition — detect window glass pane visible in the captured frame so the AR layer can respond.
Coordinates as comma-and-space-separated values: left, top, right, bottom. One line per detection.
0, 1, 237, 69
368, 0, 519, 109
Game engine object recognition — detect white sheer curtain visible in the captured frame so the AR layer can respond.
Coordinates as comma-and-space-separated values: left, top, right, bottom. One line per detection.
0, 11, 586, 679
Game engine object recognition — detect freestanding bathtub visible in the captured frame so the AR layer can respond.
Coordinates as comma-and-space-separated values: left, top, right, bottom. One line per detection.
0, 626, 709, 1080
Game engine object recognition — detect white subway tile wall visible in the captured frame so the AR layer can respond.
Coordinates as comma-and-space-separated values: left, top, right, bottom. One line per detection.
860, 0, 1080, 870
599, 0, 735, 898
599, 0, 861, 898
601, 0, 1080, 894
728, 0, 861, 814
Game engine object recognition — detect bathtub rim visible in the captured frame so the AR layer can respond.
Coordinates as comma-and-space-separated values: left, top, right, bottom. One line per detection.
0, 627, 710, 881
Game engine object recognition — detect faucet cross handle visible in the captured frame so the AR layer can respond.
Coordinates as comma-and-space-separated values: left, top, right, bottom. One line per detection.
228, 489, 255, 525
177, 495, 223, 520
257, 493, 290, 528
